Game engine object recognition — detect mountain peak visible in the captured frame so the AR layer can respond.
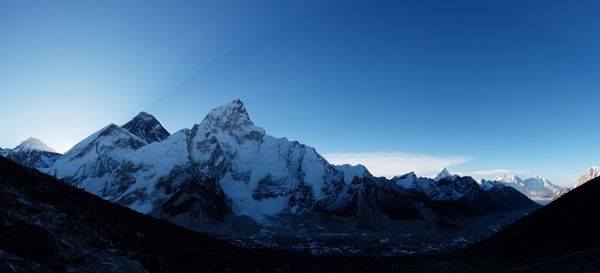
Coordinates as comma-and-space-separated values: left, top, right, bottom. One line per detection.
434, 167, 451, 181
203, 99, 252, 125
199, 99, 264, 139
122, 111, 170, 143
14, 137, 57, 153
573, 166, 600, 188
133, 111, 155, 121
493, 174, 523, 184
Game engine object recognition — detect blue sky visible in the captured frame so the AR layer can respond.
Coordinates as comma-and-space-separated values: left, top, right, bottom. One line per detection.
1, 0, 600, 186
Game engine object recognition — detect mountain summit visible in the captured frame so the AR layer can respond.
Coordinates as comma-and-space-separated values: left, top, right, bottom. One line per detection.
122, 111, 170, 143
2, 137, 61, 168
434, 167, 452, 181
14, 137, 57, 153
573, 166, 600, 188
203, 98, 254, 127
196, 99, 266, 144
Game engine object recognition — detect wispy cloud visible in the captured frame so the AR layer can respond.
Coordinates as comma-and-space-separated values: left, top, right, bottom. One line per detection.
456, 169, 531, 181
323, 152, 471, 178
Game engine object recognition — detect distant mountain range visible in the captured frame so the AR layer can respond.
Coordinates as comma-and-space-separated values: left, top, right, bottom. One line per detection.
485, 174, 566, 201
484, 167, 600, 202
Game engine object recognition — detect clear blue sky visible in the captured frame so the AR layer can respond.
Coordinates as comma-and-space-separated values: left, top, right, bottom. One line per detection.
1, 0, 599, 186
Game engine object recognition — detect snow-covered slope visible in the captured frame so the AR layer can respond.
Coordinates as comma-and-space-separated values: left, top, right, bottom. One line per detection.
46, 100, 366, 222
434, 167, 451, 181
3, 138, 61, 169
391, 169, 539, 215
493, 174, 522, 184
45, 124, 147, 198
43, 100, 539, 232
334, 164, 371, 183
522, 176, 563, 197
13, 137, 57, 153
393, 172, 419, 188
573, 166, 600, 188
492, 174, 563, 200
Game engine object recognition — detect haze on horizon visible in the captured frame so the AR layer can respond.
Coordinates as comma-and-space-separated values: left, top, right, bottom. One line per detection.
1, 0, 600, 186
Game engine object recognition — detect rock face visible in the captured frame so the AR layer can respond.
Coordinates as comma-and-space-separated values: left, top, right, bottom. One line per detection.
122, 111, 170, 143
41, 99, 539, 234
2, 138, 61, 169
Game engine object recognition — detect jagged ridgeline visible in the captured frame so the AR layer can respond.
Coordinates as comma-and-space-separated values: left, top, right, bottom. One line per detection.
37, 100, 536, 229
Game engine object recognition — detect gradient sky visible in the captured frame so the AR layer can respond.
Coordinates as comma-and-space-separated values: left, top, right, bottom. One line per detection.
1, 0, 600, 186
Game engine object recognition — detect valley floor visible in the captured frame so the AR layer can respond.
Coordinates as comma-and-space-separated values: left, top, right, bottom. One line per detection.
166, 208, 535, 256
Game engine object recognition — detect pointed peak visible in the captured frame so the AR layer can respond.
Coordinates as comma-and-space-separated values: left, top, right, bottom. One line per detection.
434, 167, 451, 181
201, 99, 256, 128
394, 171, 417, 180
198, 99, 265, 141
207, 99, 248, 117
231, 97, 243, 105
134, 111, 155, 120
122, 111, 169, 143
15, 137, 57, 153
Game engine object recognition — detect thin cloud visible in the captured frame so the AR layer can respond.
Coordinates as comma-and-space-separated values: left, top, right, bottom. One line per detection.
323, 152, 471, 178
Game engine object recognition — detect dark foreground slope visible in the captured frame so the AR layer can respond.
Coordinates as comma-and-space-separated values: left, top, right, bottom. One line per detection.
474, 176, 600, 258
0, 156, 313, 273
2, 154, 600, 273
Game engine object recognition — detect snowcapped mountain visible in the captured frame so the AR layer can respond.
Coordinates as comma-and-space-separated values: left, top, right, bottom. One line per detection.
491, 174, 563, 200
122, 111, 170, 143
393, 172, 418, 188
389, 169, 539, 217
334, 164, 371, 183
394, 171, 474, 201
573, 166, 600, 188
434, 167, 451, 181
2, 138, 61, 169
44, 99, 363, 223
40, 99, 539, 237
45, 124, 148, 197
13, 137, 57, 153
493, 174, 522, 184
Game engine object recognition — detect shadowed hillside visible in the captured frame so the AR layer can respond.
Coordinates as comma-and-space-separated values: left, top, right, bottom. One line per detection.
475, 176, 600, 257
